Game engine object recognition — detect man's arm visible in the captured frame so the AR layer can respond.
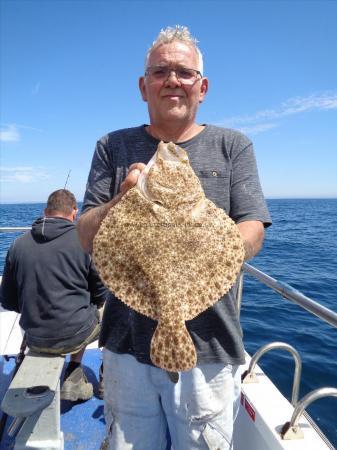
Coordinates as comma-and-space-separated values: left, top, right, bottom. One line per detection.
78, 164, 145, 253
87, 260, 111, 307
77, 195, 121, 254
0, 251, 20, 313
237, 220, 265, 261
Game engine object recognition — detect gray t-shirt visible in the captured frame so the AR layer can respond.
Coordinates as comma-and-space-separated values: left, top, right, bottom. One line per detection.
82, 125, 271, 366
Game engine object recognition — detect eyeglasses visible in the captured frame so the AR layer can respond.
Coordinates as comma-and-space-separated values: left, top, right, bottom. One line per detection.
145, 66, 202, 84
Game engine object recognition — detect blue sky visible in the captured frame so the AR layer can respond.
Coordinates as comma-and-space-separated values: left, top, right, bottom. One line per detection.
1, 0, 337, 203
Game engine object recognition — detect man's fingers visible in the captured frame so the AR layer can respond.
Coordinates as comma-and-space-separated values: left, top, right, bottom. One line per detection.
120, 169, 141, 194
120, 163, 146, 195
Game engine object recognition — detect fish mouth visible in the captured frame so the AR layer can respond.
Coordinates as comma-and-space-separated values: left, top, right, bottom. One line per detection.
136, 142, 188, 202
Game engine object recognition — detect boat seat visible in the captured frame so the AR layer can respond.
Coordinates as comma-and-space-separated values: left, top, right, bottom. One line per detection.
1, 350, 65, 450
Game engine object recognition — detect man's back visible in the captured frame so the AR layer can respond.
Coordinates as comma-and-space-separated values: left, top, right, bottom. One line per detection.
1, 188, 108, 402
1, 216, 103, 349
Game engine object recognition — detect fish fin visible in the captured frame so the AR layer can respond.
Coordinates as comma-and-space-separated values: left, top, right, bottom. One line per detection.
150, 320, 197, 372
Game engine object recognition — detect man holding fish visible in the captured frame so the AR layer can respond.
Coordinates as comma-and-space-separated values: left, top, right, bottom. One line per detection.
78, 26, 271, 450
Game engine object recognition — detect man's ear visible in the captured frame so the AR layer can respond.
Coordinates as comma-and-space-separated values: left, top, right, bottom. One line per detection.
199, 77, 209, 103
139, 76, 148, 102
73, 208, 78, 222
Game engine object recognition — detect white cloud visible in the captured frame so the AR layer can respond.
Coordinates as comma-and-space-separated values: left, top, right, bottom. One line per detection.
237, 123, 279, 136
1, 167, 49, 183
17, 124, 44, 133
222, 91, 337, 135
0, 124, 20, 142
0, 123, 44, 144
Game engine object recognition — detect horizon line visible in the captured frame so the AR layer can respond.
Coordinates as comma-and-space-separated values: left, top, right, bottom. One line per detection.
1, 196, 336, 205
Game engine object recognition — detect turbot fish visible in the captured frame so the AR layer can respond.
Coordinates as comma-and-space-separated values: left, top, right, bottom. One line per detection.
93, 141, 245, 372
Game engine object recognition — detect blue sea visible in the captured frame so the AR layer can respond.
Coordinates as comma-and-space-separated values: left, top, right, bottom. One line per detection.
1, 199, 336, 446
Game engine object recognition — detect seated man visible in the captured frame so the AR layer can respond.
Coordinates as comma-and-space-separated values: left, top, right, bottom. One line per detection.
0, 189, 108, 401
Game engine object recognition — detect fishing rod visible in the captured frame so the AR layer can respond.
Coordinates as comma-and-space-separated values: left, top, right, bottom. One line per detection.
64, 169, 71, 189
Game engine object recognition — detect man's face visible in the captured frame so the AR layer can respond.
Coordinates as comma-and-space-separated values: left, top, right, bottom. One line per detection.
139, 41, 208, 127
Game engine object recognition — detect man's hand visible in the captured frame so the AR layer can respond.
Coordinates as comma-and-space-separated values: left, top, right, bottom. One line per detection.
77, 163, 146, 253
237, 220, 265, 261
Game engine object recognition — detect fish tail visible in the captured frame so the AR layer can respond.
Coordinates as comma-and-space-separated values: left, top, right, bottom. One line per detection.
150, 320, 197, 372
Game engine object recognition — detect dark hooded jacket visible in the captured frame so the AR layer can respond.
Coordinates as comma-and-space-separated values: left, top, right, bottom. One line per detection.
0, 217, 109, 349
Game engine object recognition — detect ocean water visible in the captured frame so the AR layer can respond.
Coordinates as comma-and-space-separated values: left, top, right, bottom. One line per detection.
0, 199, 336, 446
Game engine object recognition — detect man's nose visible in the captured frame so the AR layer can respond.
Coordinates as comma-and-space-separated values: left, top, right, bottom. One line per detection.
164, 70, 182, 87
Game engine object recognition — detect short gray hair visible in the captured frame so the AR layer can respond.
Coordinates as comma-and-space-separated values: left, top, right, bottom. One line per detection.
145, 25, 204, 75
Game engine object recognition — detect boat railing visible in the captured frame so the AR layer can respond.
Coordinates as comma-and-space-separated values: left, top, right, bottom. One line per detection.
0, 227, 31, 232
238, 263, 337, 442
237, 263, 337, 328
281, 387, 337, 440
242, 342, 302, 405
